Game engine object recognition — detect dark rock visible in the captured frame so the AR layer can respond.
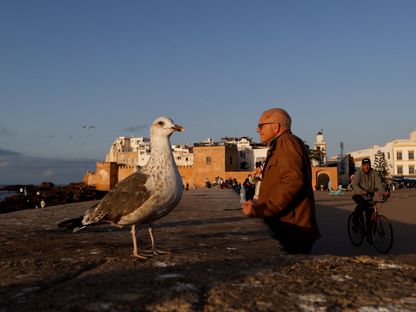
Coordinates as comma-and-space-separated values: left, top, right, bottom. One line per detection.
0, 183, 106, 214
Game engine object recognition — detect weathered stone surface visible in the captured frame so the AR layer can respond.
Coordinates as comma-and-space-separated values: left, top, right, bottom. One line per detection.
1, 189, 415, 311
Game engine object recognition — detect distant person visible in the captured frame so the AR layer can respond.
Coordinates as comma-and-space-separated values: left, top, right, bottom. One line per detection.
240, 183, 246, 203
232, 178, 240, 194
351, 158, 390, 236
40, 199, 46, 208
243, 177, 255, 200
252, 162, 263, 200
242, 108, 321, 254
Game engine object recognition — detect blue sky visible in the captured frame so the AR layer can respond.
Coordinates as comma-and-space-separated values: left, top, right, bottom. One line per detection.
1, 0, 416, 184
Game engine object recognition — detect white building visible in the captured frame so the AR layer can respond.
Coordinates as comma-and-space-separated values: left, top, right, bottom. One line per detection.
105, 136, 151, 166
349, 130, 416, 178
105, 136, 193, 167
221, 137, 268, 170
105, 135, 269, 170
252, 146, 268, 166
172, 144, 193, 166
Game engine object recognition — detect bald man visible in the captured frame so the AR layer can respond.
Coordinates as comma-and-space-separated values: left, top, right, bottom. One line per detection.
242, 108, 321, 254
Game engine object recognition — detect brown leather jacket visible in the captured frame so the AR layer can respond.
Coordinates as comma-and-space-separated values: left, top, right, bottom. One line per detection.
257, 131, 321, 242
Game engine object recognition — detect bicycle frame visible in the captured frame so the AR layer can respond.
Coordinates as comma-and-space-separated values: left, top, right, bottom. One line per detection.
348, 197, 393, 253
369, 199, 387, 221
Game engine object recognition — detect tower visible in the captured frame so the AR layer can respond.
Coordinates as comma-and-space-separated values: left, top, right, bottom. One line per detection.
313, 129, 327, 165
410, 128, 416, 141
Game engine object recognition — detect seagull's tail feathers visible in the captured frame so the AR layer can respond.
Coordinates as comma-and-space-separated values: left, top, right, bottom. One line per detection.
58, 202, 100, 232
73, 225, 87, 233
58, 217, 84, 231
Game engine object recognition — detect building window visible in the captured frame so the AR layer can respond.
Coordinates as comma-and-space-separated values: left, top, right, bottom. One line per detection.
206, 156, 212, 165
387, 152, 390, 160
256, 157, 266, 163
397, 151, 402, 160
409, 165, 415, 175
397, 166, 403, 175
409, 151, 414, 160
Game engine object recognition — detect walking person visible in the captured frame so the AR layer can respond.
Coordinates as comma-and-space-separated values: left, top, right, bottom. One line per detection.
241, 108, 321, 254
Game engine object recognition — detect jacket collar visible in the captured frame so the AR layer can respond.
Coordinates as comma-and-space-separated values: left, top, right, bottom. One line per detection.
268, 130, 291, 149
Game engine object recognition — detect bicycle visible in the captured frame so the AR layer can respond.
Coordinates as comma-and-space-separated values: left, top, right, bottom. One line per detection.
347, 197, 393, 254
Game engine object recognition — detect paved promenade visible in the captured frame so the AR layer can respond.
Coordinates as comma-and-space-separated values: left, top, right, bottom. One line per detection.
1, 188, 415, 311
313, 189, 416, 264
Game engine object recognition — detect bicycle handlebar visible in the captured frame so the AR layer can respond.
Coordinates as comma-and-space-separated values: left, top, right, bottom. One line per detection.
371, 195, 390, 204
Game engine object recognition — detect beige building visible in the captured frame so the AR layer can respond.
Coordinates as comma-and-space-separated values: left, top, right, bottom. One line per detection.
220, 137, 268, 170
84, 134, 339, 191
349, 130, 416, 177
105, 136, 193, 167
84, 144, 254, 190
105, 136, 149, 166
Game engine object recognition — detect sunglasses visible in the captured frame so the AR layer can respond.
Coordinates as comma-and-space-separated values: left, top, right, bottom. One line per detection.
257, 122, 276, 130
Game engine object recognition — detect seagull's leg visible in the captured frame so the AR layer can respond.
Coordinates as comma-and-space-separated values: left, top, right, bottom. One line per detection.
148, 224, 170, 256
130, 224, 147, 260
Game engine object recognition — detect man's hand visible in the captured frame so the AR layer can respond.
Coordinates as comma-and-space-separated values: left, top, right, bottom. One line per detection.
242, 200, 256, 217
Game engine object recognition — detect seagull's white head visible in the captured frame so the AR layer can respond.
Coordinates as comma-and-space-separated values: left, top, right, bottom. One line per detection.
150, 116, 184, 138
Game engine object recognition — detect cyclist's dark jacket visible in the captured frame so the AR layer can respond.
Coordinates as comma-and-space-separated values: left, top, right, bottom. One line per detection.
352, 168, 385, 198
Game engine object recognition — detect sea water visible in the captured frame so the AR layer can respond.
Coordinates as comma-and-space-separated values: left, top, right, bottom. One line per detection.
0, 191, 18, 201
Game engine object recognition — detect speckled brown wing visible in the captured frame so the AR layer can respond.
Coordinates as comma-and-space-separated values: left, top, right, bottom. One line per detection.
88, 171, 151, 225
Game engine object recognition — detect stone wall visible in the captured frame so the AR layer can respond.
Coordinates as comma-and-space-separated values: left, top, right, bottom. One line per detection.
178, 166, 193, 188
312, 167, 338, 191
118, 165, 136, 182
83, 162, 118, 191
2, 189, 415, 311
191, 145, 242, 187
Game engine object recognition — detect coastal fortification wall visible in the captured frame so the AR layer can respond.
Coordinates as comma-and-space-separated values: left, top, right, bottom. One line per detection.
84, 144, 339, 191
178, 165, 193, 188
312, 167, 339, 191
83, 162, 118, 191
118, 165, 136, 182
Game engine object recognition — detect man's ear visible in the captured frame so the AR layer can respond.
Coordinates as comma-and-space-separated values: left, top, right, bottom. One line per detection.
273, 122, 280, 135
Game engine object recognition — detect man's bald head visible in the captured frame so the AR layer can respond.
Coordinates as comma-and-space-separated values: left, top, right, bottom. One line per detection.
257, 108, 292, 144
261, 108, 291, 130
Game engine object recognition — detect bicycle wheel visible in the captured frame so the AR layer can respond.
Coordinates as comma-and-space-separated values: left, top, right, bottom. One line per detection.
372, 215, 393, 254
348, 213, 365, 246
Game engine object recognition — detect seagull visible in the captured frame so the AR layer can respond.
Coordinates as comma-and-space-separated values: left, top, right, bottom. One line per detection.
59, 116, 184, 259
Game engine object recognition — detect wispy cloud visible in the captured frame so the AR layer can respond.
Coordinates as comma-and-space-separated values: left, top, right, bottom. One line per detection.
0, 126, 16, 137
0, 148, 20, 156
0, 148, 97, 185
123, 124, 147, 136
0, 157, 10, 168
31, 134, 57, 140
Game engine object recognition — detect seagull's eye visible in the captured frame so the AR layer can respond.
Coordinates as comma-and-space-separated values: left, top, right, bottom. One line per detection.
158, 121, 165, 126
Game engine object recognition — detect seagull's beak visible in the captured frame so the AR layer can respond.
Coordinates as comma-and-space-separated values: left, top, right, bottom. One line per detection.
171, 124, 184, 132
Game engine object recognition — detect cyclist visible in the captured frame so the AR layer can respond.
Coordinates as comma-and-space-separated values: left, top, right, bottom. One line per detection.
351, 158, 390, 239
